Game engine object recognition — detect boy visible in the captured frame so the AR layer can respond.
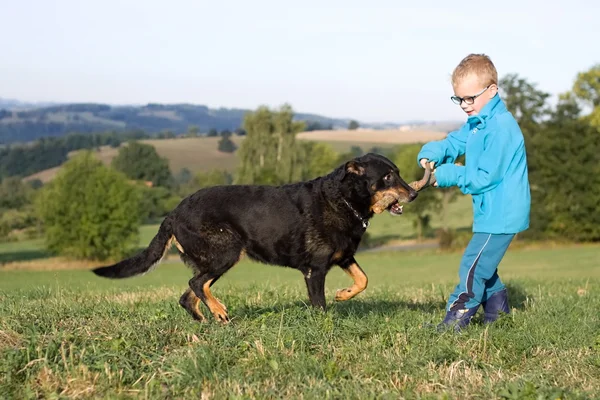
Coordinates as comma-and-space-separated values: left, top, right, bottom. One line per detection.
417, 53, 531, 331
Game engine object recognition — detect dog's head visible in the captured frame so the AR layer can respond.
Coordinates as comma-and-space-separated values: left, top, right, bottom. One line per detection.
337, 153, 420, 216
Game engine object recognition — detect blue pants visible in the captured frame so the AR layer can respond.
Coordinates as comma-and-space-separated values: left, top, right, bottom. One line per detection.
447, 233, 514, 311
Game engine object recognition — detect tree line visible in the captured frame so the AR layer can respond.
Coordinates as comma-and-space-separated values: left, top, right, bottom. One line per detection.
0, 130, 150, 181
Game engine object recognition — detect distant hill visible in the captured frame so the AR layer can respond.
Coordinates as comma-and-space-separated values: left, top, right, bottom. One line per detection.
0, 98, 461, 145
0, 101, 346, 144
0, 98, 60, 110
22, 129, 448, 184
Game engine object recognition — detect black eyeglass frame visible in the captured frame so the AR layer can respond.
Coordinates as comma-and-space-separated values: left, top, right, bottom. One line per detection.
451, 85, 492, 105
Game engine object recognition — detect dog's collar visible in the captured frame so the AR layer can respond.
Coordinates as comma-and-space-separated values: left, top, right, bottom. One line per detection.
342, 199, 369, 229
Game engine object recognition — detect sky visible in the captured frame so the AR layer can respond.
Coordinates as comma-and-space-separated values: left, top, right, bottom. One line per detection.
1, 0, 599, 123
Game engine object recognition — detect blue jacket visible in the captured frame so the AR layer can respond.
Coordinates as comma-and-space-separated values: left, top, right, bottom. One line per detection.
417, 94, 531, 234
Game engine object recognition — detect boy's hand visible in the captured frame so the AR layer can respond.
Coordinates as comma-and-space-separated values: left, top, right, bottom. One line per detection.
419, 158, 435, 170
419, 159, 438, 187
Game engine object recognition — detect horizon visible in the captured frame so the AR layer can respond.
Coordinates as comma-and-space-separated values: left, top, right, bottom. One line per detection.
2, 0, 599, 123
0, 96, 464, 126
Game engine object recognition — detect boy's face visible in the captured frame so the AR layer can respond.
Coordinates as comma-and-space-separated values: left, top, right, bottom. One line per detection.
452, 74, 498, 116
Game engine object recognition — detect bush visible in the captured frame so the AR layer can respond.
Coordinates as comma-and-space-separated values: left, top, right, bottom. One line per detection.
0, 207, 39, 242
36, 151, 142, 261
111, 141, 173, 188
138, 185, 182, 222
218, 135, 237, 153
436, 228, 472, 252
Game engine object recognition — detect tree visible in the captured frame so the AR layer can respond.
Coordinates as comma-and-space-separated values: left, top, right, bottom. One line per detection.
499, 73, 550, 137
111, 141, 173, 187
236, 104, 305, 185
218, 131, 237, 153
550, 91, 582, 123
295, 141, 340, 181
175, 167, 193, 186
349, 146, 364, 158
572, 63, 600, 129
187, 125, 200, 137
36, 151, 142, 260
137, 186, 182, 222
0, 209, 34, 240
0, 177, 34, 210
157, 130, 176, 139
572, 63, 600, 108
525, 116, 600, 241
304, 121, 333, 131
348, 120, 360, 130
368, 146, 386, 155
179, 170, 233, 196
207, 129, 219, 137
27, 179, 44, 190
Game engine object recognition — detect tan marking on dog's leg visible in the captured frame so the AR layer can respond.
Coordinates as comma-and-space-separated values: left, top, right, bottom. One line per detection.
203, 279, 229, 323
171, 235, 185, 253
332, 250, 344, 262
180, 288, 206, 321
335, 263, 368, 301
237, 248, 246, 262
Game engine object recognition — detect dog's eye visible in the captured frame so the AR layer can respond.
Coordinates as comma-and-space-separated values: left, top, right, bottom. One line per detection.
384, 173, 393, 182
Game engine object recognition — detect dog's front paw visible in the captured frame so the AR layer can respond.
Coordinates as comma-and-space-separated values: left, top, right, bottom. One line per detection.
335, 288, 354, 301
213, 310, 230, 324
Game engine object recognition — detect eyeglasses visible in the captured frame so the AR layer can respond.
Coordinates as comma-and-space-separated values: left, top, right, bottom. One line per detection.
451, 85, 490, 105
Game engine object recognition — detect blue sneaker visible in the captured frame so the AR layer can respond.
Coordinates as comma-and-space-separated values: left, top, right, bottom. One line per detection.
437, 306, 480, 332
482, 288, 510, 324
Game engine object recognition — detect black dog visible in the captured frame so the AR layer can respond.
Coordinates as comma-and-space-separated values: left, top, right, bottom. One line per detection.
92, 153, 431, 323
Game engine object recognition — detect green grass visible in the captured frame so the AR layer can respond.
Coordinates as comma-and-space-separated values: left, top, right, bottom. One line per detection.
0, 239, 51, 264
1, 246, 599, 399
0, 225, 167, 265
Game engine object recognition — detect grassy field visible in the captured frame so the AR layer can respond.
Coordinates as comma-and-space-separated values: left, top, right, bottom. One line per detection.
295, 129, 447, 144
8, 129, 598, 398
1, 245, 599, 399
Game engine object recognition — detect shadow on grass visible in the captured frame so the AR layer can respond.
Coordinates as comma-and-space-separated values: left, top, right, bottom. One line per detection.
0, 249, 52, 264
334, 298, 447, 317
505, 281, 530, 311
360, 234, 405, 248
234, 298, 447, 320
232, 282, 529, 321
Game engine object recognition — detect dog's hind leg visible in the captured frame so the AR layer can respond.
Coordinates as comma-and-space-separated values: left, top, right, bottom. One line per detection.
304, 268, 327, 310
186, 247, 244, 323
179, 287, 206, 322
335, 258, 368, 302
189, 271, 233, 323
174, 222, 247, 322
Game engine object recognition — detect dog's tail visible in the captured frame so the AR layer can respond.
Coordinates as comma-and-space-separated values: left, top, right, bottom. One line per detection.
92, 217, 175, 279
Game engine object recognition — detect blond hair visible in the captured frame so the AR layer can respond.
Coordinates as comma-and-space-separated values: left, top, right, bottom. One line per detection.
452, 53, 498, 87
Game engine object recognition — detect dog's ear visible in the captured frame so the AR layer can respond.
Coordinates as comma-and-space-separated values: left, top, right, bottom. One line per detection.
346, 160, 365, 176
336, 160, 366, 181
